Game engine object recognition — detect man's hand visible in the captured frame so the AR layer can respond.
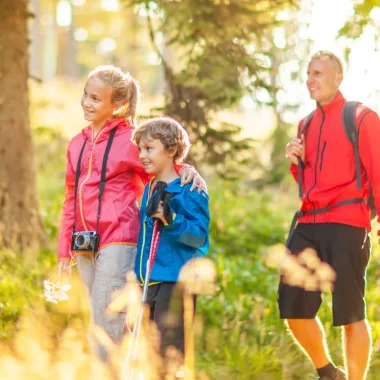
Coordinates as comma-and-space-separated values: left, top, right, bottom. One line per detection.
286, 135, 305, 165
58, 259, 71, 278
180, 166, 207, 193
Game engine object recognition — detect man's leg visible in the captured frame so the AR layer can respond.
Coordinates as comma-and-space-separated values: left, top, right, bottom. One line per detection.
279, 224, 338, 378
324, 225, 372, 379
343, 320, 372, 380
286, 317, 333, 369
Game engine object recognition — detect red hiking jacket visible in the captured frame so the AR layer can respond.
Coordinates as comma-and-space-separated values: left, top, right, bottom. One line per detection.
291, 91, 380, 230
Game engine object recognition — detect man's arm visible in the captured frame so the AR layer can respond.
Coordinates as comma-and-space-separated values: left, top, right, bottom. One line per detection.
358, 109, 380, 227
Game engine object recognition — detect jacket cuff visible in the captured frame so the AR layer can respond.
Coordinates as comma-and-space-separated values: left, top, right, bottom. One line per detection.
164, 213, 183, 232
174, 163, 193, 175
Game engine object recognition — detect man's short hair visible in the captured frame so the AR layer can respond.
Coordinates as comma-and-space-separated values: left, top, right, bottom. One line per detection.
133, 117, 191, 163
310, 50, 344, 74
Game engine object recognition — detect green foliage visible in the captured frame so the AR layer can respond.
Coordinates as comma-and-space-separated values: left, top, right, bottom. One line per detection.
196, 252, 310, 379
265, 122, 294, 185
124, 0, 300, 179
0, 249, 45, 340
33, 126, 67, 241
208, 179, 289, 255
128, 0, 296, 106
196, 238, 380, 379
339, 1, 380, 40
0, 126, 69, 340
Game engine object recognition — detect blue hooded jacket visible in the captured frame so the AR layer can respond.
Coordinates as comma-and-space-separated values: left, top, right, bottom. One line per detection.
135, 177, 210, 284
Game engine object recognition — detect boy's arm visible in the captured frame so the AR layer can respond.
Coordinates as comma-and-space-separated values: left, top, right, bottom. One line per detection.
163, 189, 209, 250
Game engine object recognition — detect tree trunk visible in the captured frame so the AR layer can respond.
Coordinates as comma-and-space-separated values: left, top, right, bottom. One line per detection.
0, 0, 44, 251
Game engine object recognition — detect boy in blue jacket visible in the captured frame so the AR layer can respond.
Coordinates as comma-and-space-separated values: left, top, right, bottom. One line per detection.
132, 117, 210, 367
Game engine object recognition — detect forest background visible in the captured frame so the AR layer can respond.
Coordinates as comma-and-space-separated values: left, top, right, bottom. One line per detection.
1, 0, 380, 379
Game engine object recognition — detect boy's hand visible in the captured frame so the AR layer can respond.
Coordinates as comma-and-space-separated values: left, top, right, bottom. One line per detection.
180, 167, 207, 193
58, 259, 71, 278
152, 201, 168, 225
286, 134, 305, 165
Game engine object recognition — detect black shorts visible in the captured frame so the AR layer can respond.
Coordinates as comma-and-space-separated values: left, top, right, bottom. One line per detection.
147, 282, 196, 356
278, 223, 371, 326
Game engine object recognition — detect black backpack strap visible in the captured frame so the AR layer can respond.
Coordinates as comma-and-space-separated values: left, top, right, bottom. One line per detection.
342, 101, 362, 189
286, 197, 365, 247
73, 139, 87, 232
96, 127, 117, 233
297, 111, 314, 198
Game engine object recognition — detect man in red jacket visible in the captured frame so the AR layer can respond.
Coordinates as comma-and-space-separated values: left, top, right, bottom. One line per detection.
281, 51, 380, 380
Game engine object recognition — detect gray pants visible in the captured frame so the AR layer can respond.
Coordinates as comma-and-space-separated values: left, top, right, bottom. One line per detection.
77, 244, 137, 361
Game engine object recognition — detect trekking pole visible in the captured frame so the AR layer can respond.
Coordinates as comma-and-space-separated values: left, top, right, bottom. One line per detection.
122, 220, 161, 380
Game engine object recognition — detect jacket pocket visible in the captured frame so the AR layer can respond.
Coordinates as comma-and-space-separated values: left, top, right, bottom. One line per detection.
155, 236, 174, 266
320, 141, 327, 171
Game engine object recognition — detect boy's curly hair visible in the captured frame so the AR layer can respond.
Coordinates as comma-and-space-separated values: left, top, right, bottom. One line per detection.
133, 117, 191, 163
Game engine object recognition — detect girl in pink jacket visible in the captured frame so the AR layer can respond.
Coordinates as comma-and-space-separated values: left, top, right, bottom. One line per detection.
57, 65, 203, 362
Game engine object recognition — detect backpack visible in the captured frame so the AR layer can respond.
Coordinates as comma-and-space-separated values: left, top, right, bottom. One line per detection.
299, 101, 376, 220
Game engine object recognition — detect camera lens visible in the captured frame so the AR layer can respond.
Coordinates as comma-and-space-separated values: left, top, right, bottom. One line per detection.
75, 234, 89, 249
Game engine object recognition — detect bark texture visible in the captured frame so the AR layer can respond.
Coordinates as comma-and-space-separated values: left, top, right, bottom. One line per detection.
0, 0, 44, 251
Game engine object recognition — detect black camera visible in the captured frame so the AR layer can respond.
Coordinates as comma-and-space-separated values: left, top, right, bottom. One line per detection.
71, 231, 99, 252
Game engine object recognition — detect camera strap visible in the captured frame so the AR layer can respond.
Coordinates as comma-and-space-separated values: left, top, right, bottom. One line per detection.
96, 127, 117, 233
72, 127, 117, 233
73, 139, 87, 233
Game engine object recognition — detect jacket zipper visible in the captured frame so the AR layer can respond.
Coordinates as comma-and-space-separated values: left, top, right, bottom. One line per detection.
306, 104, 325, 222
139, 179, 159, 286
78, 128, 107, 230
320, 141, 327, 171
139, 180, 152, 284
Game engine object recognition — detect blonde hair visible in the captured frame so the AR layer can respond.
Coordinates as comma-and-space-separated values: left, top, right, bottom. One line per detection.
133, 117, 191, 163
310, 50, 344, 74
88, 65, 141, 127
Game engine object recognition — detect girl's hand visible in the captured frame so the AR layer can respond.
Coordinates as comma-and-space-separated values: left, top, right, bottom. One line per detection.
58, 259, 71, 278
180, 167, 207, 193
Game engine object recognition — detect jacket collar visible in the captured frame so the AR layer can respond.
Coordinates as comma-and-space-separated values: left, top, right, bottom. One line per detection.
82, 118, 131, 143
165, 177, 185, 194
148, 177, 184, 196
316, 90, 346, 115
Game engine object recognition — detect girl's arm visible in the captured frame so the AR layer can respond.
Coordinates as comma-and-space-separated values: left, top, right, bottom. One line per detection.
126, 139, 207, 192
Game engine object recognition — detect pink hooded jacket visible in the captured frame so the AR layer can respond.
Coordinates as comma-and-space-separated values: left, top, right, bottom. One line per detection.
58, 118, 149, 260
